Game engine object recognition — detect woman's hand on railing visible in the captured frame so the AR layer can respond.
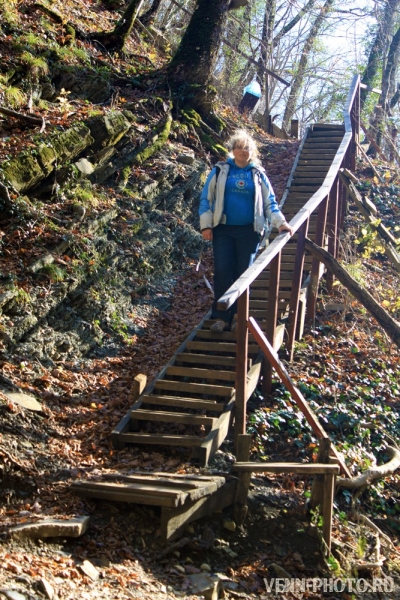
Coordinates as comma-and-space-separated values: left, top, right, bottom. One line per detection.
278, 223, 294, 236
201, 228, 213, 241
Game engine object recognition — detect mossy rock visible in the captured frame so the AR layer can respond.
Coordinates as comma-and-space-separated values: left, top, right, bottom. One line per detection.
87, 112, 132, 151
2, 154, 46, 193
51, 124, 94, 162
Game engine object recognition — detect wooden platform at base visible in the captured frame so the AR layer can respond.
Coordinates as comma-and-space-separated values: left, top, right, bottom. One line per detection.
71, 471, 236, 542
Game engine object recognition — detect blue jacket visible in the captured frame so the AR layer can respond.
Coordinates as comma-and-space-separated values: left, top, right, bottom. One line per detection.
199, 158, 287, 234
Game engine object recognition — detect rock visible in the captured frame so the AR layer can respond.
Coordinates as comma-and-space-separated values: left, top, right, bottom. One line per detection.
177, 153, 194, 165
75, 158, 94, 176
0, 390, 42, 412
9, 516, 90, 539
38, 577, 55, 600
223, 519, 236, 532
173, 564, 185, 573
185, 573, 221, 600
80, 559, 100, 582
200, 563, 211, 572
0, 591, 27, 600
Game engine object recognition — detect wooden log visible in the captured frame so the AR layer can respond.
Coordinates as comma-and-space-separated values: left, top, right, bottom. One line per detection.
131, 373, 147, 401
304, 238, 400, 347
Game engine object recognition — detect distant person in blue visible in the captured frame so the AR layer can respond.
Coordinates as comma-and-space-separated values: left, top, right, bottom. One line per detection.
238, 80, 262, 115
199, 130, 294, 333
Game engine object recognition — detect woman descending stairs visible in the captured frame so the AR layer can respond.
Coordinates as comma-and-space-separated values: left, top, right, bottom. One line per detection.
111, 123, 346, 466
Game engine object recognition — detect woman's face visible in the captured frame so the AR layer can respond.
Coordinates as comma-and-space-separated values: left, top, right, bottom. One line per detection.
232, 143, 252, 167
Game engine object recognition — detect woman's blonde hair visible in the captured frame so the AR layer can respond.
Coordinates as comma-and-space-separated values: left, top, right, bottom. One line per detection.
227, 129, 260, 165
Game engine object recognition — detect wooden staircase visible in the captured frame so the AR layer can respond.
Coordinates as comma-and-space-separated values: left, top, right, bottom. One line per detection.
111, 123, 346, 466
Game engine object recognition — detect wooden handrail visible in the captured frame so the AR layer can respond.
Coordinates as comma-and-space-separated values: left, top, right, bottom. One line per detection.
217, 74, 361, 313
224, 75, 361, 470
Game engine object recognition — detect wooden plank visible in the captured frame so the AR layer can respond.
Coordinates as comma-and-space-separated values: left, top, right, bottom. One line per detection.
72, 481, 186, 507
195, 330, 258, 343
117, 432, 204, 447
102, 472, 226, 489
154, 379, 234, 397
233, 462, 340, 474
302, 143, 341, 150
166, 365, 236, 382
130, 408, 217, 427
104, 471, 226, 481
185, 340, 260, 354
161, 479, 236, 542
185, 340, 235, 353
141, 394, 225, 412
175, 353, 236, 367
74, 477, 223, 505
250, 289, 292, 299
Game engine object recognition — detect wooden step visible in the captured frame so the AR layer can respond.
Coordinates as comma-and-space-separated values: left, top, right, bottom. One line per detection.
309, 132, 343, 138
154, 379, 234, 397
116, 432, 204, 447
299, 151, 337, 158
175, 352, 237, 367
185, 340, 260, 354
130, 408, 217, 428
166, 365, 236, 382
71, 473, 231, 542
297, 160, 333, 167
303, 141, 341, 149
141, 394, 226, 412
312, 123, 344, 131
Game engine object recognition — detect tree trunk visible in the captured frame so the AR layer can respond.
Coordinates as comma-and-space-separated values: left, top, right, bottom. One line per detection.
221, 2, 251, 99
304, 237, 400, 348
140, 0, 163, 26
91, 0, 145, 51
168, 0, 231, 115
282, 0, 334, 131
374, 25, 400, 151
360, 0, 400, 112
257, 0, 275, 131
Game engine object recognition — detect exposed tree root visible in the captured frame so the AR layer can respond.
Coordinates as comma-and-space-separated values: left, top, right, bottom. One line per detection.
337, 446, 400, 490
181, 108, 226, 156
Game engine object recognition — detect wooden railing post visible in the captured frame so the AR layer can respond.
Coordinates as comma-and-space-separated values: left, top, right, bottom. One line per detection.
234, 289, 249, 454
306, 196, 328, 327
287, 220, 308, 361
326, 178, 339, 291
262, 252, 281, 395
